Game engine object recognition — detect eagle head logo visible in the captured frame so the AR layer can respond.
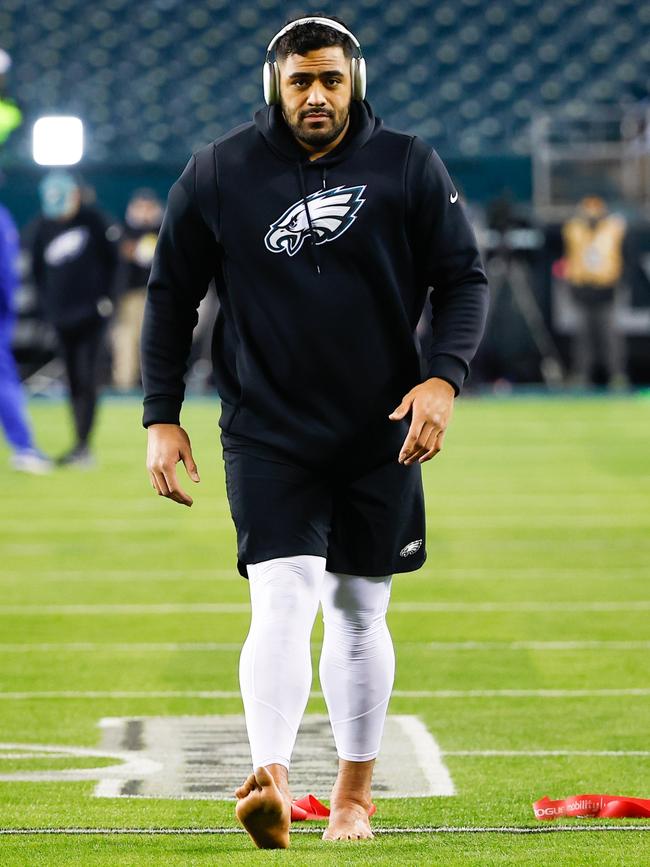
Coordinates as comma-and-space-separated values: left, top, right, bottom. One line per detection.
399, 539, 423, 558
264, 185, 366, 257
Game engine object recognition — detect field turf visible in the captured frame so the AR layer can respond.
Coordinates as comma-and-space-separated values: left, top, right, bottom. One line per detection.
1, 394, 649, 865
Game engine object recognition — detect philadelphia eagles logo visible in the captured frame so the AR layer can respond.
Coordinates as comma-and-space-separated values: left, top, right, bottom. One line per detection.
399, 539, 423, 558
264, 185, 366, 257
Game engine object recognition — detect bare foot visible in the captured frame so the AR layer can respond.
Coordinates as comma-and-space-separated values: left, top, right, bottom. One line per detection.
234, 765, 291, 849
323, 798, 374, 841
323, 759, 375, 842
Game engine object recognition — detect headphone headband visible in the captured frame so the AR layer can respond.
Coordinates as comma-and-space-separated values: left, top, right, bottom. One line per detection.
263, 17, 366, 105
266, 17, 363, 58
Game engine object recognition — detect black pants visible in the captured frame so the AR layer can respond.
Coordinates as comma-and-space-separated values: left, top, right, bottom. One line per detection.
56, 318, 106, 447
569, 285, 625, 384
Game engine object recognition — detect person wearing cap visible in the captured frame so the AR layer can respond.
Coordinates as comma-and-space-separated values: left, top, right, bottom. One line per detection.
111, 189, 162, 391
142, 15, 488, 847
31, 172, 119, 466
0, 198, 52, 473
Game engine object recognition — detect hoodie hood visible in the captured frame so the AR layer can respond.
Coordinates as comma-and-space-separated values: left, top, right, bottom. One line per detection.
254, 99, 382, 166
254, 100, 382, 274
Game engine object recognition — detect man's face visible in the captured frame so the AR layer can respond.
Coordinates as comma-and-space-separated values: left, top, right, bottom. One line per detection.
278, 46, 352, 149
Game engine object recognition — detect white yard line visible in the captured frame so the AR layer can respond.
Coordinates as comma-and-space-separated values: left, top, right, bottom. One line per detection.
0, 603, 250, 615
1, 639, 650, 654
0, 643, 242, 653
392, 715, 455, 795
1, 688, 649, 700
3, 516, 650, 530
0, 691, 244, 700
392, 601, 650, 613
0, 566, 646, 584
0, 825, 649, 835
417, 640, 650, 651
391, 689, 650, 698
0, 569, 240, 584
1, 600, 649, 615
424, 518, 650, 528
444, 750, 650, 757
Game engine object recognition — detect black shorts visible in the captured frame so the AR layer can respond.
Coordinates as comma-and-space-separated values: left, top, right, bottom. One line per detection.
221, 426, 426, 578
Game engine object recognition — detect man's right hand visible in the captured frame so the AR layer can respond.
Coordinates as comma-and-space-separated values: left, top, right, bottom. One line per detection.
146, 424, 200, 507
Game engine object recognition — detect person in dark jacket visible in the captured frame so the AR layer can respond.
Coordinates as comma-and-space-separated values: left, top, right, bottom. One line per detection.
142, 16, 489, 849
31, 171, 118, 466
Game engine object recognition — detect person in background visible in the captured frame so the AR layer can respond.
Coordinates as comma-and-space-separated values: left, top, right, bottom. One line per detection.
31, 171, 119, 467
0, 197, 51, 473
112, 189, 162, 391
0, 49, 22, 148
562, 196, 629, 390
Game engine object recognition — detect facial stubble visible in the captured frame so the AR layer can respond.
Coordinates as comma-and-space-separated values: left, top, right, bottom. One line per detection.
282, 103, 350, 149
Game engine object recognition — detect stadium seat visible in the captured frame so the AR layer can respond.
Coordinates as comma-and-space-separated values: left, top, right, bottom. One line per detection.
1, 0, 647, 161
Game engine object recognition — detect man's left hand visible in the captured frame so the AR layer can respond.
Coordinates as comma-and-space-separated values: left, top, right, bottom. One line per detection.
389, 378, 455, 465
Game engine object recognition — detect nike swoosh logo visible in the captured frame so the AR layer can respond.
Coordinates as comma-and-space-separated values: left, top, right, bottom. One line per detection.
450, 191, 459, 203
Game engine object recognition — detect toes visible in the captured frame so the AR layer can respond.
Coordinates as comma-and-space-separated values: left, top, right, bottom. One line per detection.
254, 766, 274, 788
323, 824, 374, 842
234, 772, 260, 799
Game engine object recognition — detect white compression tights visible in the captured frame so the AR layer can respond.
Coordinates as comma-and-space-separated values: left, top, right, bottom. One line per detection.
240, 555, 395, 770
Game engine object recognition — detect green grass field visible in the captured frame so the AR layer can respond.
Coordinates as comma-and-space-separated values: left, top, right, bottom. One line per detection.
1, 394, 649, 865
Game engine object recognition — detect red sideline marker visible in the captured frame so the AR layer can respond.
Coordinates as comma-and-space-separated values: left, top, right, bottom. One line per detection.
534, 794, 650, 820
291, 794, 377, 822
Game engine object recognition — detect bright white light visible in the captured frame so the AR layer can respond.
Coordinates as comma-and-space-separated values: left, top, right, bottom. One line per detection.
33, 116, 84, 165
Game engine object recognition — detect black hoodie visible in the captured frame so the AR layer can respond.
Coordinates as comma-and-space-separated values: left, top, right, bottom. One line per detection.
32, 205, 119, 330
141, 101, 489, 459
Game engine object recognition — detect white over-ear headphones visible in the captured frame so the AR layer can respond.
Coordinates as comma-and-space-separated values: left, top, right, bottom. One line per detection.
263, 17, 367, 106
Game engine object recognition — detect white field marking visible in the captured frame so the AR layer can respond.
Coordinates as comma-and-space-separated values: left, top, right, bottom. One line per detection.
94, 779, 126, 798
0, 642, 241, 653
0, 691, 244, 700
421, 517, 650, 529
2, 600, 650, 615
0, 518, 234, 533
3, 516, 650, 531
444, 750, 650, 757
0, 566, 647, 585
415, 640, 650, 651
393, 715, 455, 795
398, 569, 650, 582
93, 713, 450, 800
0, 753, 73, 759
1, 825, 650, 835
391, 689, 650, 698
0, 603, 250, 615
0, 743, 161, 783
2, 640, 650, 655
0, 569, 240, 584
1, 688, 650, 700
393, 601, 650, 613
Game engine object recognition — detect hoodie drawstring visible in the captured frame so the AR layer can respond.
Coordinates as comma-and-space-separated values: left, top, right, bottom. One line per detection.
297, 162, 322, 275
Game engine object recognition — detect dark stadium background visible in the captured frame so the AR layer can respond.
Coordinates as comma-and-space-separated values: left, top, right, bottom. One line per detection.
1, 0, 649, 385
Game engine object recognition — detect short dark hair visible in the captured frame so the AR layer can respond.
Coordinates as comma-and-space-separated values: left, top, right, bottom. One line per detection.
275, 14, 354, 61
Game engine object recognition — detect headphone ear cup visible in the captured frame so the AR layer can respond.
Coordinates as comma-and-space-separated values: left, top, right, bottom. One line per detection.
351, 57, 367, 101
263, 61, 281, 105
